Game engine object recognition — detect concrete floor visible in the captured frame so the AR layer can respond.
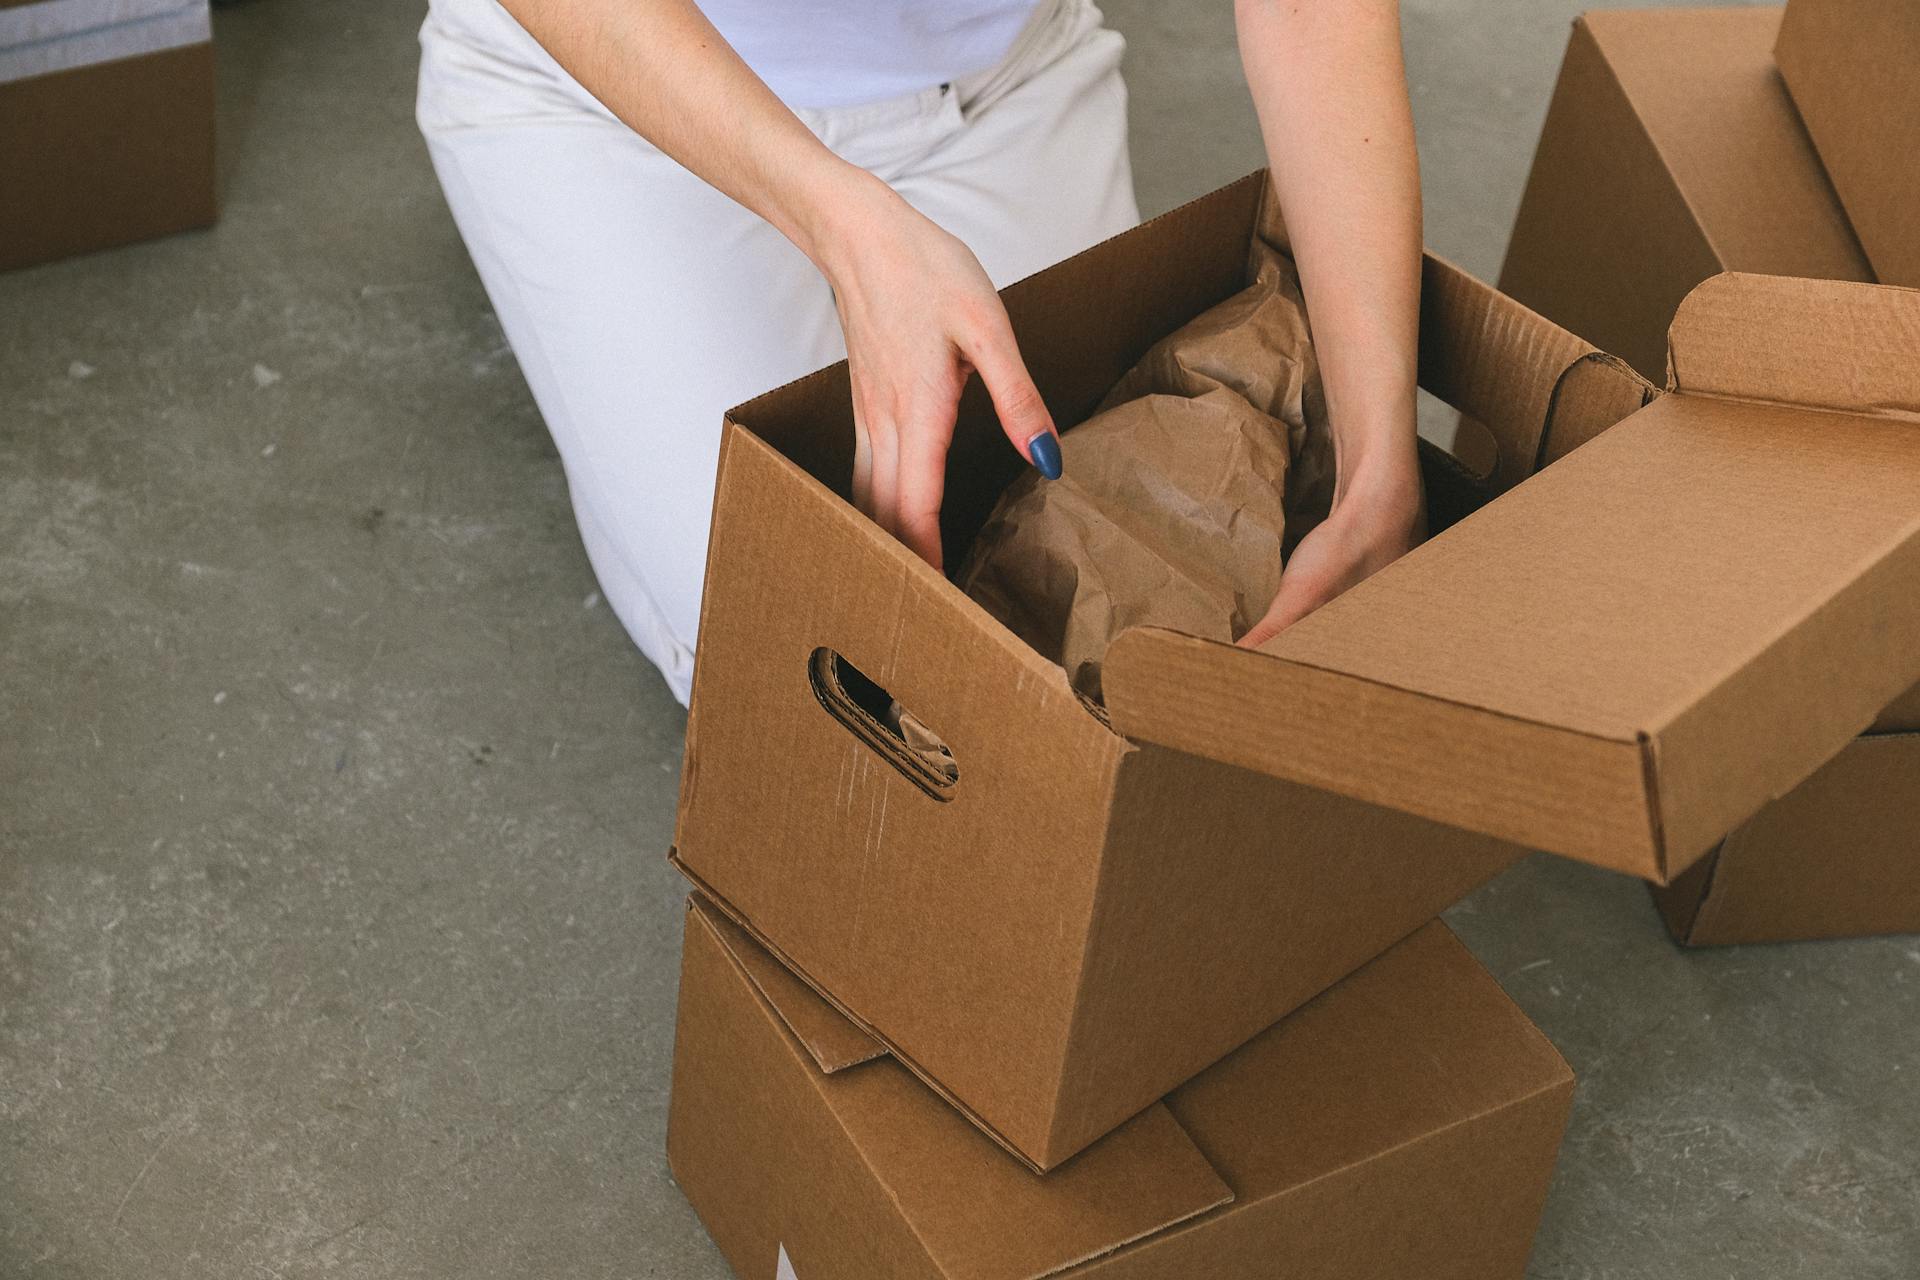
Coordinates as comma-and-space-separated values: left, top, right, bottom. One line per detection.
2, 0, 1915, 1275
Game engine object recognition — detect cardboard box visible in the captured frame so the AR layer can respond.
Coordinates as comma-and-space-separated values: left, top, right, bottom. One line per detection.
1499, 6, 1872, 383
1652, 730, 1920, 946
677, 171, 1920, 1169
1777, 0, 1920, 287
1499, 9, 1920, 946
1652, 687, 1920, 946
1, 0, 216, 271
668, 896, 1575, 1280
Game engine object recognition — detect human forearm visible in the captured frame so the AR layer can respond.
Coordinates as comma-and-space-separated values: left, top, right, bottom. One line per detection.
1235, 0, 1421, 510
498, 0, 891, 270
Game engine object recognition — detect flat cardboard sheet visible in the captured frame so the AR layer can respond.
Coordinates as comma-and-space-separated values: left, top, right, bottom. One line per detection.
1777, 0, 1920, 287
960, 235, 1331, 699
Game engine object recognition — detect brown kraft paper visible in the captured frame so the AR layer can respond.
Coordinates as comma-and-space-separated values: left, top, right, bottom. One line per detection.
960, 236, 1334, 699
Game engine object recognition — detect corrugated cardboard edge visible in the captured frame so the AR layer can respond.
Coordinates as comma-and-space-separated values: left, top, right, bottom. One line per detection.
1100, 632, 1665, 878
1666, 272, 1920, 413
1536, 352, 1658, 468
670, 853, 1074, 1174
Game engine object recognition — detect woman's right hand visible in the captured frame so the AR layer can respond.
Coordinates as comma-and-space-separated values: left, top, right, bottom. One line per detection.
496, 1, 1054, 572
806, 171, 1061, 571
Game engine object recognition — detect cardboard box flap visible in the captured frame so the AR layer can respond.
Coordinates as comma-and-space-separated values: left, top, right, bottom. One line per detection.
1104, 389, 1920, 881
1878, 682, 1920, 735
690, 900, 887, 1074
686, 899, 1234, 1280
1667, 273, 1920, 415
1416, 253, 1644, 491
1166, 922, 1573, 1198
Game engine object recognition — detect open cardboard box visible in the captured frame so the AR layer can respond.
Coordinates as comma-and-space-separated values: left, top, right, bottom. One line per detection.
1497, 5, 1871, 384
673, 171, 1920, 1170
1776, 0, 1920, 288
0, 0, 217, 272
667, 894, 1574, 1280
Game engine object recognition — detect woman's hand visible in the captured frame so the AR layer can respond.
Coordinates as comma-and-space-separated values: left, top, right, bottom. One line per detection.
811, 174, 1059, 571
1237, 456, 1424, 649
497, 0, 1058, 574
1236, 0, 1425, 641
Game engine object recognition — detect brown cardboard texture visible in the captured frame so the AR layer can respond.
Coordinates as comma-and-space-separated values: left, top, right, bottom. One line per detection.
678, 172, 1920, 1168
1652, 730, 1920, 945
1, 41, 217, 272
676, 173, 1642, 1170
1777, 0, 1920, 287
1500, 7, 1871, 384
1499, 6, 1920, 947
667, 896, 1574, 1280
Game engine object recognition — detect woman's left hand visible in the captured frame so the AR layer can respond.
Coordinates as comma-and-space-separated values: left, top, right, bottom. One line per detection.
1236, 456, 1424, 649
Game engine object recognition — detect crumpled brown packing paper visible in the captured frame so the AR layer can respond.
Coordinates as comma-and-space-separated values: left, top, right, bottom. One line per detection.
959, 237, 1335, 700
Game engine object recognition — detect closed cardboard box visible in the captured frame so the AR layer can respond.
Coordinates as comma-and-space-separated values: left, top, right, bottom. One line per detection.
1777, 0, 1920, 287
667, 895, 1575, 1280
1, 0, 216, 271
676, 171, 1920, 1170
1501, 6, 1920, 946
1500, 6, 1871, 384
1654, 691, 1920, 946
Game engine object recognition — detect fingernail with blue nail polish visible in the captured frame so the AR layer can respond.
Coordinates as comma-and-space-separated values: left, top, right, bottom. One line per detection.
1027, 431, 1062, 480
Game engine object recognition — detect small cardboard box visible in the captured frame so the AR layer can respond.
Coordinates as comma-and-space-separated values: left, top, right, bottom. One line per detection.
1776, 0, 1920, 288
1, 0, 216, 272
1499, 5, 1871, 384
668, 895, 1575, 1280
1653, 691, 1920, 946
676, 172, 1920, 1170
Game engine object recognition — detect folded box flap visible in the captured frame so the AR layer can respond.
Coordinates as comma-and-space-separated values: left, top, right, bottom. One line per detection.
687, 898, 1234, 1280
689, 898, 887, 1074
1104, 390, 1920, 882
1416, 253, 1648, 490
1667, 273, 1920, 415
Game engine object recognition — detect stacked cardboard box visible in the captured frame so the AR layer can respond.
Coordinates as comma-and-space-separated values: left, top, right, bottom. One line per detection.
1500, 6, 1920, 945
665, 172, 1920, 1275
1776, 0, 1920, 288
1, 0, 217, 271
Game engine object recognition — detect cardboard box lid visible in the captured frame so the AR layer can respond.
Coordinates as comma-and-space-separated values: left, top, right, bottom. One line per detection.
1103, 273, 1920, 883
688, 900, 1234, 1280
1776, 0, 1920, 288
683, 897, 1571, 1279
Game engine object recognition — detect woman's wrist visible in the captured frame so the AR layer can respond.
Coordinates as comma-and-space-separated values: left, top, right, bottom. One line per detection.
780, 161, 904, 285
1327, 439, 1424, 543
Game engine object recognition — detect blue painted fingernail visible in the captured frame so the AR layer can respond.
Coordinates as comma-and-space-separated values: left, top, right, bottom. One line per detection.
1026, 431, 1062, 480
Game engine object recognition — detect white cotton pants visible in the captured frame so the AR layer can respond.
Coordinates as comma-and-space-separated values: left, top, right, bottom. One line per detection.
415, 0, 1139, 705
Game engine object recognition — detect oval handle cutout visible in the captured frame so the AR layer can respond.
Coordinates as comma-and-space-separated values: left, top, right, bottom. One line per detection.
808, 648, 958, 799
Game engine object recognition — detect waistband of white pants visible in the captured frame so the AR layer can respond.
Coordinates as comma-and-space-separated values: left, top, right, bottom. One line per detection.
787, 0, 1090, 133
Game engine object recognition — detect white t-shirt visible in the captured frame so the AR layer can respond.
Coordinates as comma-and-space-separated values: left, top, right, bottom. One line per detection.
697, 0, 1042, 110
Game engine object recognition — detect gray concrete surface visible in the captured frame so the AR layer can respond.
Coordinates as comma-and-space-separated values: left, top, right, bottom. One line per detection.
2, 0, 1914, 1276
